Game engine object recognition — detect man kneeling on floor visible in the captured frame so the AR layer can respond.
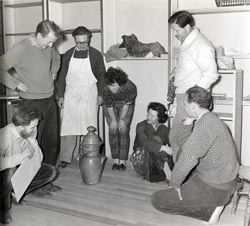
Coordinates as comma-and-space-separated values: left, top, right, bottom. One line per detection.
0, 104, 59, 224
151, 86, 239, 225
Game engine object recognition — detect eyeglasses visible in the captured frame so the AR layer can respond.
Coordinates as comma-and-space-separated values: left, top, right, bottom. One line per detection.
75, 41, 90, 46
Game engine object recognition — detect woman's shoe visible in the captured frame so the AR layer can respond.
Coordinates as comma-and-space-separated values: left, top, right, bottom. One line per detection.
112, 163, 120, 170
119, 164, 126, 170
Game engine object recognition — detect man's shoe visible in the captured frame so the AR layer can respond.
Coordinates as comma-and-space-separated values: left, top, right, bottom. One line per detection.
119, 164, 126, 170
0, 211, 12, 224
58, 161, 68, 168
112, 163, 119, 170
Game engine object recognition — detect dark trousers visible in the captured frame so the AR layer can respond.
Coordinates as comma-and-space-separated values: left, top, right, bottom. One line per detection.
151, 173, 235, 221
21, 95, 60, 165
104, 104, 134, 161
0, 163, 57, 213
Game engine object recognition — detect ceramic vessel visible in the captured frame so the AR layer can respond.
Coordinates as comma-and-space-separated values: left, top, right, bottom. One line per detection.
79, 126, 106, 185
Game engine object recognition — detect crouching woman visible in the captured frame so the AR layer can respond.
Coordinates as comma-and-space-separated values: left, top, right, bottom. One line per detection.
131, 102, 173, 181
102, 67, 137, 170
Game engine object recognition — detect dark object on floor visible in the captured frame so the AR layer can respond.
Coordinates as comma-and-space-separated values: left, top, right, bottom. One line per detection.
31, 189, 53, 198
112, 163, 120, 170
144, 152, 166, 183
43, 183, 62, 192
0, 211, 12, 224
119, 164, 126, 170
130, 147, 167, 183
119, 34, 167, 57
58, 161, 68, 168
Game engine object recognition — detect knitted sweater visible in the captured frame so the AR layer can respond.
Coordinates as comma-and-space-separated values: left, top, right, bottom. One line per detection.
174, 28, 218, 94
170, 112, 239, 190
133, 120, 170, 154
0, 36, 60, 99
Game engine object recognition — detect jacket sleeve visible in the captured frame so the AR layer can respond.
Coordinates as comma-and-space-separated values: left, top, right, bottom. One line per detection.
56, 50, 72, 98
135, 122, 162, 154
89, 48, 106, 97
195, 44, 218, 89
51, 47, 61, 75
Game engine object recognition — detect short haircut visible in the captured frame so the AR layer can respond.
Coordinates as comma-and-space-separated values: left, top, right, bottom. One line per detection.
12, 104, 41, 127
105, 67, 128, 86
185, 86, 212, 109
168, 10, 195, 28
35, 20, 61, 38
147, 102, 168, 123
72, 26, 92, 39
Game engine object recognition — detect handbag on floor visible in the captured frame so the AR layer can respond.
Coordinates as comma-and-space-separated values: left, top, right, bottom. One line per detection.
130, 147, 167, 183
144, 152, 166, 183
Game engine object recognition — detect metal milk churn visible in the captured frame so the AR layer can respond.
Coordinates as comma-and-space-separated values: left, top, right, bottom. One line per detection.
79, 126, 106, 185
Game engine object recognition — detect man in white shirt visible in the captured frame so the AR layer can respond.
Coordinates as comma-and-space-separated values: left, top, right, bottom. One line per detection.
0, 104, 57, 224
168, 11, 218, 160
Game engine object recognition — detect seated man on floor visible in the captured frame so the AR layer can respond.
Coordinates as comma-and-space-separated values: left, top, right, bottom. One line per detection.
0, 104, 59, 224
151, 86, 239, 224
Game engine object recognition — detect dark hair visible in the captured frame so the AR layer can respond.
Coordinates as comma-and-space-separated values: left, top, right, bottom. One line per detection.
72, 26, 92, 39
168, 10, 195, 28
12, 104, 41, 126
35, 20, 61, 38
105, 67, 128, 86
147, 102, 168, 123
185, 86, 212, 109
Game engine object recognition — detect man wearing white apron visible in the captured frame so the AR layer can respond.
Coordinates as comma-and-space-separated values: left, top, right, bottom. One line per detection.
57, 26, 106, 168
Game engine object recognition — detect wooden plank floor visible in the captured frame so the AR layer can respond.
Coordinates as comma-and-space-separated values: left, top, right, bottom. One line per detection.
8, 159, 246, 226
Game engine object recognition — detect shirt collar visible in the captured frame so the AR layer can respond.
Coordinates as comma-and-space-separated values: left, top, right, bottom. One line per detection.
9, 123, 21, 141
181, 27, 199, 50
197, 110, 210, 121
29, 34, 40, 48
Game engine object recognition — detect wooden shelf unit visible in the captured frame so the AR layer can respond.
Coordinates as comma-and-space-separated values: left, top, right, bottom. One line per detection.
213, 70, 243, 159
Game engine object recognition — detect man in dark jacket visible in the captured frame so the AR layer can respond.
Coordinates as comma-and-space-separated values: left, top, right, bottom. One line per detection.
57, 26, 106, 168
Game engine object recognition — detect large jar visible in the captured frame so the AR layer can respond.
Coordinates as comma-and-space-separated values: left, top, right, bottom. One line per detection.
79, 126, 106, 185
